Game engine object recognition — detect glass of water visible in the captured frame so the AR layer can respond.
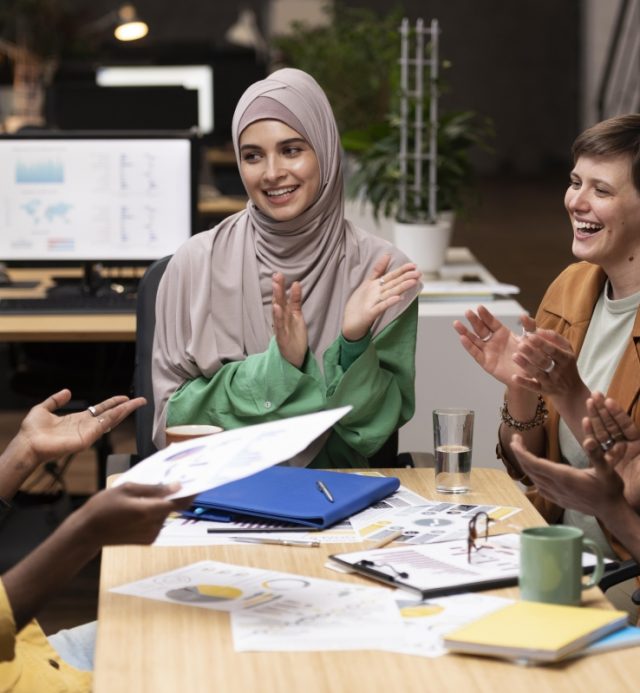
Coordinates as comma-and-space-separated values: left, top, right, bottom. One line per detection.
432, 408, 474, 493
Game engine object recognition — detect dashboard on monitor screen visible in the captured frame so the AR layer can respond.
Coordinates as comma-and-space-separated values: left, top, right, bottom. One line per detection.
0, 132, 197, 265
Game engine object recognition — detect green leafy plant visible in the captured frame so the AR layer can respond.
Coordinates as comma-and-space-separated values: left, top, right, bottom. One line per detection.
347, 108, 493, 221
272, 2, 401, 148
274, 2, 493, 222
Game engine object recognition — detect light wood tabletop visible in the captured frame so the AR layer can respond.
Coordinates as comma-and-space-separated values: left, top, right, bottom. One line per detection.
94, 468, 636, 692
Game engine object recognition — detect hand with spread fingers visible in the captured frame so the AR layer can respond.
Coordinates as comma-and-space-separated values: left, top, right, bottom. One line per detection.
453, 305, 534, 386
342, 254, 421, 342
9, 389, 146, 475
272, 272, 309, 369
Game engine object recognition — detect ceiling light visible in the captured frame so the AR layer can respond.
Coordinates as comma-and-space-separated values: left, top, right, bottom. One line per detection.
114, 4, 149, 42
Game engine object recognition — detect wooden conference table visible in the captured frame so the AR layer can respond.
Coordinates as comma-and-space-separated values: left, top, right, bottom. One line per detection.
94, 468, 636, 692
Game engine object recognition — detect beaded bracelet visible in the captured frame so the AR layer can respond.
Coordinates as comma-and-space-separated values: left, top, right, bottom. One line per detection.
500, 395, 548, 431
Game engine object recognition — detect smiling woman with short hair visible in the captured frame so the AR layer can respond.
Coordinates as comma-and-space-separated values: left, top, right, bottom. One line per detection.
454, 114, 640, 571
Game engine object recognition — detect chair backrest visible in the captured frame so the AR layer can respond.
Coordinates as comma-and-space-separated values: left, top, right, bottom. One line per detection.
133, 255, 172, 460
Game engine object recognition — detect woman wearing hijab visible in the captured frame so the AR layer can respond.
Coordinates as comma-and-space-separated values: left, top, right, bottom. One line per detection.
152, 68, 422, 467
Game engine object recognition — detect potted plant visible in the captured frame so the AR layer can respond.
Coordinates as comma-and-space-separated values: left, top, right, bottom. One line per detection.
273, 5, 491, 275
346, 106, 492, 274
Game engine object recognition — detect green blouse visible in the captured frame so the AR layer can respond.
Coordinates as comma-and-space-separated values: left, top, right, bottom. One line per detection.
167, 298, 418, 468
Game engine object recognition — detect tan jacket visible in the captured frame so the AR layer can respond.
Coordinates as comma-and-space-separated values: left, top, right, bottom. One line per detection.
500, 261, 640, 560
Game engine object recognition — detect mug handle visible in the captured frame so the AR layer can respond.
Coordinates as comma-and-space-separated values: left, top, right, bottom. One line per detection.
581, 538, 605, 589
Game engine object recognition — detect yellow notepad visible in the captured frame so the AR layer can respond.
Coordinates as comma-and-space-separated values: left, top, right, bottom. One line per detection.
443, 601, 628, 663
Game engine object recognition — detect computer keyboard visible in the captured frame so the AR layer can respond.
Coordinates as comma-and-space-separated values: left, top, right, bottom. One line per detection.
0, 291, 137, 315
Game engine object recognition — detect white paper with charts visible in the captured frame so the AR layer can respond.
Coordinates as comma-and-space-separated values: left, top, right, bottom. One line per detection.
329, 533, 603, 599
113, 406, 351, 499
348, 499, 522, 545
110, 559, 403, 651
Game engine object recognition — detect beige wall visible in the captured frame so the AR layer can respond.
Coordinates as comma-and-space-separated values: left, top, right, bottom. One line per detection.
581, 0, 621, 128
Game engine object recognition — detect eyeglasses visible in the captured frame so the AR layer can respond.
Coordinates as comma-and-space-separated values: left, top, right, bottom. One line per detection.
467, 511, 494, 563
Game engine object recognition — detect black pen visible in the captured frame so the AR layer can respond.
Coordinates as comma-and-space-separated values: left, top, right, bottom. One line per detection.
316, 480, 334, 503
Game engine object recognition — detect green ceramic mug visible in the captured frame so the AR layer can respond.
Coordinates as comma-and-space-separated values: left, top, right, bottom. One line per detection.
519, 526, 605, 606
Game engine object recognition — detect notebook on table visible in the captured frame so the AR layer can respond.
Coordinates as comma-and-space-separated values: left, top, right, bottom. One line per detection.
443, 601, 628, 664
182, 466, 400, 529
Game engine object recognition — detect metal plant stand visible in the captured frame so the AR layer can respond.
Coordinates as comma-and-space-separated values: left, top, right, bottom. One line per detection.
397, 17, 440, 223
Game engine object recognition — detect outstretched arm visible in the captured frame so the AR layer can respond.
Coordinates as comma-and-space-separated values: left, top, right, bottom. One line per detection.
0, 389, 145, 501
2, 482, 190, 630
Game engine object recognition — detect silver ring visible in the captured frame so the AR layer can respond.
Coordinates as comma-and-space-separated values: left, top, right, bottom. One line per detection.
543, 359, 556, 374
87, 405, 98, 417
481, 332, 493, 342
379, 278, 385, 286
601, 437, 615, 452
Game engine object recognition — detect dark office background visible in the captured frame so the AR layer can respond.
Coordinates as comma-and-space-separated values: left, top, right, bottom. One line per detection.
10, 0, 580, 173
0, 0, 590, 632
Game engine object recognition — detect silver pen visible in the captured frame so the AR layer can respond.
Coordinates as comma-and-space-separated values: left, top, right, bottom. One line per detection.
231, 536, 320, 547
316, 480, 334, 503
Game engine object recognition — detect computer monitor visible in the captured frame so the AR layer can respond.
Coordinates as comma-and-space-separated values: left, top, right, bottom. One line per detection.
46, 85, 199, 132
96, 65, 214, 135
0, 131, 198, 270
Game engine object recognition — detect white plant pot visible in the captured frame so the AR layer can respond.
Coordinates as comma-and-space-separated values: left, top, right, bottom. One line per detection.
393, 217, 452, 276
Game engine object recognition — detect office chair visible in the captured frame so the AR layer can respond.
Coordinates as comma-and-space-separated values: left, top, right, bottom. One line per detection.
106, 255, 170, 475
107, 253, 408, 474
599, 559, 640, 606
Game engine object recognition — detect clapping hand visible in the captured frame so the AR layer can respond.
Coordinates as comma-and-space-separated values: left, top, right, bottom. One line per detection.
511, 328, 585, 403
511, 431, 625, 518
582, 392, 640, 511
342, 254, 421, 342
272, 272, 308, 368
510, 391, 640, 515
453, 306, 535, 386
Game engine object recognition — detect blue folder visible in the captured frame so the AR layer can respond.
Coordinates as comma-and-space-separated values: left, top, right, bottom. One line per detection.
182, 466, 400, 528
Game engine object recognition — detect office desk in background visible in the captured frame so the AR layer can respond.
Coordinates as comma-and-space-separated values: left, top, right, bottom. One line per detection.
2, 252, 523, 465
399, 247, 526, 469
94, 468, 635, 693
0, 267, 138, 342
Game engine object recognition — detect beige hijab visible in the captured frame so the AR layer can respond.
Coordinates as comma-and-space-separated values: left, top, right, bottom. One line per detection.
152, 68, 419, 445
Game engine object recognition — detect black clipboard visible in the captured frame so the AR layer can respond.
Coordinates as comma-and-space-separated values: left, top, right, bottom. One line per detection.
328, 553, 520, 599
329, 533, 607, 600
